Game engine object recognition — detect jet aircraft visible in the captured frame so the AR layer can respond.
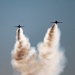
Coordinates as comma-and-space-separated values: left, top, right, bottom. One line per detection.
50, 21, 62, 24
15, 24, 24, 28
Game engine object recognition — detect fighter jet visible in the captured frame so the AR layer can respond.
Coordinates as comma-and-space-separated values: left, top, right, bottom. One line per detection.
14, 24, 24, 41
50, 21, 62, 24
15, 24, 24, 28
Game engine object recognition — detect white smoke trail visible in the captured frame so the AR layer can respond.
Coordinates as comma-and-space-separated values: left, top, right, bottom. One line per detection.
11, 24, 66, 75
37, 24, 66, 75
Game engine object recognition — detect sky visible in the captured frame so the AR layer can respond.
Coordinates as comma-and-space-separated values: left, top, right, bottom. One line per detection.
0, 0, 75, 75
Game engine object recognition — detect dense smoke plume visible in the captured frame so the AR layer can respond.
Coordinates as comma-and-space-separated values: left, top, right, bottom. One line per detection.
11, 24, 66, 75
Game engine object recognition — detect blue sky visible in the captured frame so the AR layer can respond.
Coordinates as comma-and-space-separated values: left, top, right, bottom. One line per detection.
0, 0, 75, 75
